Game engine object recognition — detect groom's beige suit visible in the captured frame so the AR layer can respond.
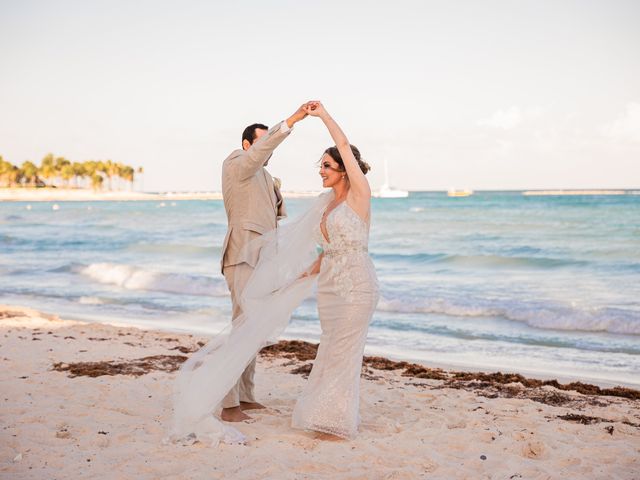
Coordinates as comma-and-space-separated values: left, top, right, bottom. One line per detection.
220, 121, 290, 408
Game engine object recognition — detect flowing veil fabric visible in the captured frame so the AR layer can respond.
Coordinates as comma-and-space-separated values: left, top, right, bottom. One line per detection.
170, 191, 333, 446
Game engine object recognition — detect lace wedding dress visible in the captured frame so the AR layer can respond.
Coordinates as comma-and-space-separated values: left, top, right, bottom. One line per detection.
170, 193, 378, 445
292, 201, 379, 439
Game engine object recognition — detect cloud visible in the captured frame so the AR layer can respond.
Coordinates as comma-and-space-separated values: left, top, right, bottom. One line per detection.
477, 106, 523, 129
604, 102, 640, 143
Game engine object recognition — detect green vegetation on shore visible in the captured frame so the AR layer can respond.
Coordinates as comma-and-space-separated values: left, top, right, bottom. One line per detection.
0, 154, 143, 191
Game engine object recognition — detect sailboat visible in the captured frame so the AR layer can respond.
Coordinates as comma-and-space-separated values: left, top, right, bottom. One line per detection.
376, 159, 409, 198
447, 188, 473, 197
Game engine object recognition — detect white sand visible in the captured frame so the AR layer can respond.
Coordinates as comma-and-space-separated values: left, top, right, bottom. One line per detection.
1, 305, 638, 479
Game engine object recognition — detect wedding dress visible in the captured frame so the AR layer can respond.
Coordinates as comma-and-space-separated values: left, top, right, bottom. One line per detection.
170, 192, 377, 445
292, 201, 379, 439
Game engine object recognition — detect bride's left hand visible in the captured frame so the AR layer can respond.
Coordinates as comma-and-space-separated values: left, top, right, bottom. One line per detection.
303, 101, 326, 117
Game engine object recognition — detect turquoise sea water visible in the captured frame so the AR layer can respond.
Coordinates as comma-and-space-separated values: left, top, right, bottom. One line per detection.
1, 192, 639, 385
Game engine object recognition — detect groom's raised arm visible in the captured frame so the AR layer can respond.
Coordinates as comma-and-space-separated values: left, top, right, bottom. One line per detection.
233, 104, 309, 181
233, 122, 290, 181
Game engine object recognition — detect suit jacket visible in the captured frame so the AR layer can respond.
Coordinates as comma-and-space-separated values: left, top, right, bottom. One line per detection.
220, 121, 290, 273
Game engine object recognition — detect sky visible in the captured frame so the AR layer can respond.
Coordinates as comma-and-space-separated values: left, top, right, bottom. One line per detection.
1, 0, 639, 192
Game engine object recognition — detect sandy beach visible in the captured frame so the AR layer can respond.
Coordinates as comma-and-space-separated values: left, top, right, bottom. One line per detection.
1, 304, 638, 479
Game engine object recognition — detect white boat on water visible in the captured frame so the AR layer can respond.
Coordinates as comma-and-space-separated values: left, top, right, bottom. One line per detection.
447, 188, 473, 197
377, 184, 409, 198
375, 159, 409, 198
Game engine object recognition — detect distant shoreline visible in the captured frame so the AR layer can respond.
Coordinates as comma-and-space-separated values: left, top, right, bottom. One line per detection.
1, 187, 639, 202
522, 189, 640, 196
0, 187, 321, 202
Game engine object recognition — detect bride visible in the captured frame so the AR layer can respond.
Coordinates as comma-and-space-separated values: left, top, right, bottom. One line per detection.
291, 101, 379, 439
171, 101, 379, 445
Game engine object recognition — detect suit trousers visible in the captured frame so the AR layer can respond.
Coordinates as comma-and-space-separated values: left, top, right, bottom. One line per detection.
221, 262, 257, 408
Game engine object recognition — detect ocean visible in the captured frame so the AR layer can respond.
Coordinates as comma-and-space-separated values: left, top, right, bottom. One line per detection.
1, 192, 639, 386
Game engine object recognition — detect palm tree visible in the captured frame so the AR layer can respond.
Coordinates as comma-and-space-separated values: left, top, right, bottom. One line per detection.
20, 161, 40, 187
83, 160, 97, 176
39, 153, 57, 186
0, 156, 9, 186
54, 157, 70, 187
0, 156, 17, 187
3, 164, 21, 187
114, 162, 126, 190
72, 162, 86, 188
55, 156, 70, 170
100, 160, 121, 191
120, 165, 135, 191
137, 166, 144, 192
91, 173, 104, 191
96, 160, 110, 190
60, 164, 74, 186
83, 161, 100, 189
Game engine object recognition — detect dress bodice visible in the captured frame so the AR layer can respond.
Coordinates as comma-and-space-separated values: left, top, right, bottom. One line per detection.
316, 202, 369, 257
314, 202, 377, 301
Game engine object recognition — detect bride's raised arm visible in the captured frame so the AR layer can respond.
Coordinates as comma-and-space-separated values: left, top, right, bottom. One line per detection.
304, 102, 371, 218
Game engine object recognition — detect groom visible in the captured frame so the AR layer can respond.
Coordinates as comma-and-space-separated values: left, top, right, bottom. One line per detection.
219, 103, 309, 422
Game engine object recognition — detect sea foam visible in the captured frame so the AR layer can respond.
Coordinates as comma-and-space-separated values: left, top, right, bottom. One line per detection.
78, 263, 229, 297
376, 296, 640, 335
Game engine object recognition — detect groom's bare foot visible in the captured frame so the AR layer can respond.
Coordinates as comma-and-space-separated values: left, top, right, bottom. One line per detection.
240, 401, 266, 411
221, 406, 251, 422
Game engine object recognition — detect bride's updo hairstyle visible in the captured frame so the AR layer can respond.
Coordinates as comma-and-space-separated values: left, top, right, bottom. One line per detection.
324, 145, 371, 175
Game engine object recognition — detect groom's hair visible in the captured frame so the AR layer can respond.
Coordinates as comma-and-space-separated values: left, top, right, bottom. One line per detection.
242, 123, 269, 146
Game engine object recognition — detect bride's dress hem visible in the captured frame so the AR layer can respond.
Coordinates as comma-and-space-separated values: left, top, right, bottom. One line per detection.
291, 422, 356, 440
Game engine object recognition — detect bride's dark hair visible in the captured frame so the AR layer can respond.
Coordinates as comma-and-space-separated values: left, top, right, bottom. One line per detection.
324, 145, 371, 175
